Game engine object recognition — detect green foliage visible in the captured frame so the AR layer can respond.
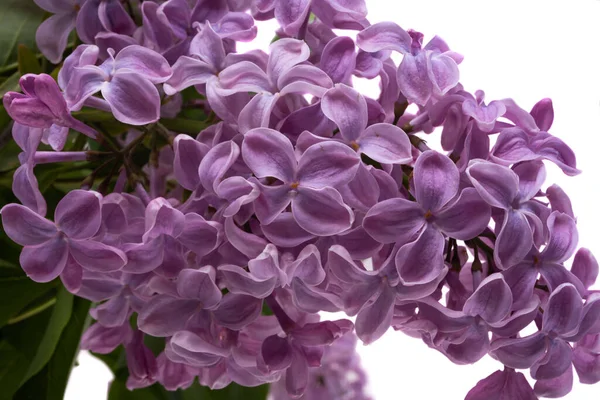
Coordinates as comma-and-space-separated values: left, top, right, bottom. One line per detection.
0, 0, 45, 68
17, 44, 42, 75
13, 296, 92, 400
106, 375, 270, 400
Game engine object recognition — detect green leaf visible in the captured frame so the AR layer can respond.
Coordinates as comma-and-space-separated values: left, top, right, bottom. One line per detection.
72, 109, 118, 123
0, 275, 56, 328
20, 286, 73, 384
14, 296, 91, 400
159, 118, 209, 134
0, 71, 20, 97
0, 0, 45, 68
108, 377, 168, 400
107, 378, 270, 400
0, 106, 12, 147
17, 44, 42, 75
0, 341, 31, 400
0, 138, 22, 173
0, 304, 54, 399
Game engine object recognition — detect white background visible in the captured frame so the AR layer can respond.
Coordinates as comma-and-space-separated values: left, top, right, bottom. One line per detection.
66, 0, 600, 398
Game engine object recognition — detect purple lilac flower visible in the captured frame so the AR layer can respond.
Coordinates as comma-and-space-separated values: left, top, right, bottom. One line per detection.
0, 190, 126, 287
242, 127, 359, 236
357, 22, 463, 105
65, 45, 172, 124
364, 150, 490, 285
3, 74, 97, 149
1, 0, 598, 398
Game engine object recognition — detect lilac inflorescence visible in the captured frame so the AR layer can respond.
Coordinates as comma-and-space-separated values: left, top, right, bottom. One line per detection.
1, 0, 599, 398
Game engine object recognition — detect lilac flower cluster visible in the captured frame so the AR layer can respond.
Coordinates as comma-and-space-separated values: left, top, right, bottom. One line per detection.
2, 0, 599, 398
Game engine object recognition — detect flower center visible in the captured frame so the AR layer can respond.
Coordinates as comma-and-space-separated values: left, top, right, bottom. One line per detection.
350, 141, 360, 151
290, 182, 300, 189
424, 210, 433, 220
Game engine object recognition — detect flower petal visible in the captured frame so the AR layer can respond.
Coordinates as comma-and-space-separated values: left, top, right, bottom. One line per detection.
413, 151, 459, 212
35, 12, 76, 64
337, 162, 380, 213
1, 203, 57, 245
427, 52, 460, 96
542, 283, 583, 336
173, 135, 209, 191
362, 197, 425, 244
513, 160, 546, 202
122, 237, 164, 274
286, 350, 309, 397
20, 235, 68, 282
219, 264, 277, 298
463, 274, 512, 324
321, 84, 367, 142
178, 213, 221, 257
292, 186, 354, 236
287, 244, 325, 286
355, 285, 395, 344
138, 295, 198, 337
55, 189, 102, 239
466, 161, 518, 209
267, 38, 310, 84
252, 183, 292, 226
397, 52, 432, 105
395, 225, 445, 285
573, 346, 600, 384
356, 21, 412, 54
546, 184, 574, 219
216, 61, 272, 96
261, 212, 314, 248
435, 187, 491, 240
242, 128, 296, 183
359, 123, 412, 164
297, 140, 360, 188
69, 239, 127, 272
212, 293, 262, 330
542, 211, 578, 264
164, 56, 215, 95
177, 267, 222, 308
320, 36, 356, 84
114, 45, 171, 83
237, 92, 279, 133
495, 210, 533, 270
261, 335, 293, 371
199, 140, 240, 193
64, 65, 106, 111
531, 339, 573, 380
465, 369, 537, 400
274, 0, 310, 37
534, 364, 573, 398
571, 248, 599, 290
101, 71, 160, 125
490, 332, 548, 369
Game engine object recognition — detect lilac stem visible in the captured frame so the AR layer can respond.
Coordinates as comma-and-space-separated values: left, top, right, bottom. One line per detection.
34, 151, 88, 164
